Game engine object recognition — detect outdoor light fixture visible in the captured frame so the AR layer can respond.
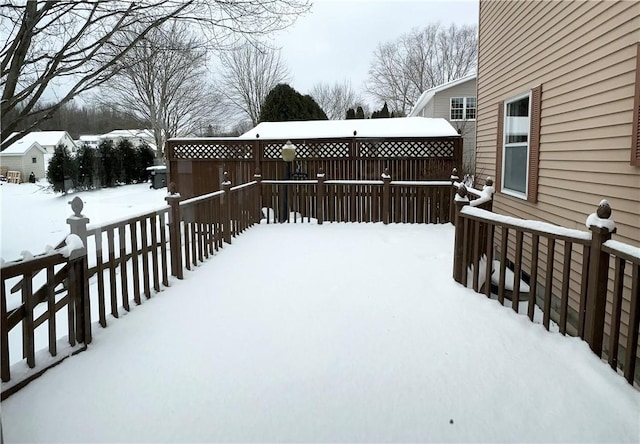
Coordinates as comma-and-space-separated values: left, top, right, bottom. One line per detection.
281, 140, 296, 162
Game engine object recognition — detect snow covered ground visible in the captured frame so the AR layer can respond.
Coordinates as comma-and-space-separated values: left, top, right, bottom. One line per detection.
1, 182, 639, 442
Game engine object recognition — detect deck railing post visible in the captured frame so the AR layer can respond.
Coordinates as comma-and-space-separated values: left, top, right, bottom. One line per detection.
382, 168, 391, 225
449, 168, 459, 225
254, 168, 262, 224
66, 197, 91, 344
584, 200, 615, 357
66, 196, 90, 245
453, 184, 469, 284
222, 172, 232, 244
317, 168, 325, 225
165, 183, 183, 280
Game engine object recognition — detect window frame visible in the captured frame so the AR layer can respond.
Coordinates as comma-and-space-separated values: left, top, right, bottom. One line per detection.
450, 97, 477, 121
31, 157, 37, 164
501, 91, 532, 200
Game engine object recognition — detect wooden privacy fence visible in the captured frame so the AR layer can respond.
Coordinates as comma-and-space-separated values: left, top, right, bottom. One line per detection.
165, 135, 462, 199
452, 187, 640, 386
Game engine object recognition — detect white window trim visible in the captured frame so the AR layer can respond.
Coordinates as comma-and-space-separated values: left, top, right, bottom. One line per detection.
450, 97, 476, 121
501, 91, 531, 200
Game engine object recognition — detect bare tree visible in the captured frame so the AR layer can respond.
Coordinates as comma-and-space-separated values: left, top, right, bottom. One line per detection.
310, 80, 363, 120
366, 23, 477, 115
97, 22, 221, 157
0, 0, 310, 150
215, 42, 290, 126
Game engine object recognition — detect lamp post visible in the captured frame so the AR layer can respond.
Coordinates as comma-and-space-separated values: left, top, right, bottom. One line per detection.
280, 140, 296, 222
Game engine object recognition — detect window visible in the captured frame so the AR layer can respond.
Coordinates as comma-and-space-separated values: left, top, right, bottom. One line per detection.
450, 97, 476, 121
31, 157, 37, 164
495, 85, 541, 203
503, 93, 530, 196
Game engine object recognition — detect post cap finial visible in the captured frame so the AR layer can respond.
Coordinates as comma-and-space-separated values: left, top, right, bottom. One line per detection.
485, 176, 494, 187
597, 199, 612, 219
318, 166, 325, 175
254, 167, 261, 176
68, 196, 84, 217
168, 182, 177, 194
457, 183, 468, 198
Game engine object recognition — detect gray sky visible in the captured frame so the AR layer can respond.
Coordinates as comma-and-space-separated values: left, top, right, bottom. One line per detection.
270, 0, 479, 100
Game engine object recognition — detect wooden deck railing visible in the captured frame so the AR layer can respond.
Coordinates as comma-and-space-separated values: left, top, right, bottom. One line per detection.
258, 168, 455, 225
452, 187, 640, 386
1, 240, 90, 399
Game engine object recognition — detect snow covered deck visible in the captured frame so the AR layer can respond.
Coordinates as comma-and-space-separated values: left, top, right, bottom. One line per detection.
2, 223, 638, 442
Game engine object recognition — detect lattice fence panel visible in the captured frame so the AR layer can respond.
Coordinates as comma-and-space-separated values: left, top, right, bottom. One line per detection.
172, 143, 254, 160
359, 140, 455, 158
263, 141, 349, 159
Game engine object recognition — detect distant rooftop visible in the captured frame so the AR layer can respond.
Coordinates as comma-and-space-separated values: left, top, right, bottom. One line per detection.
408, 74, 477, 117
237, 117, 460, 140
3, 131, 73, 152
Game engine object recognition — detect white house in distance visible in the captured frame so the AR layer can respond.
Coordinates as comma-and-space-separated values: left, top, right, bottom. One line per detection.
0, 141, 48, 182
3, 131, 76, 155
408, 74, 477, 171
0, 131, 77, 182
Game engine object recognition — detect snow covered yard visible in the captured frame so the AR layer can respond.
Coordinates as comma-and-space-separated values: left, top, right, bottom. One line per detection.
1, 204, 639, 441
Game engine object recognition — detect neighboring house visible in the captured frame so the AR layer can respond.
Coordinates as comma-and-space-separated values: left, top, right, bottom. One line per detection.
476, 1, 639, 358
98, 129, 157, 152
76, 135, 101, 149
4, 131, 76, 155
0, 141, 48, 182
409, 74, 476, 171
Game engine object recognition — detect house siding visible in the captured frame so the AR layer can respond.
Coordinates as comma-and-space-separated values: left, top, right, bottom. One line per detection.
477, 0, 640, 364
477, 0, 640, 246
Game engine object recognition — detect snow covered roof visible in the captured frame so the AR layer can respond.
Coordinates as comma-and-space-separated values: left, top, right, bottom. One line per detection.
238, 117, 460, 140
408, 74, 477, 117
0, 140, 47, 156
4, 131, 74, 150
100, 129, 154, 140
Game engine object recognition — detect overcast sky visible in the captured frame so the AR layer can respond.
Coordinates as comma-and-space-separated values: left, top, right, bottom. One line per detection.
269, 0, 479, 101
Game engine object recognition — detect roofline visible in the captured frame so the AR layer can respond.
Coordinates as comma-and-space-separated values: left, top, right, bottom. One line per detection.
408, 73, 477, 117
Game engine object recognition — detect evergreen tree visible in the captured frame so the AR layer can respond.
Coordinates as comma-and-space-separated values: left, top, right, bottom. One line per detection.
371, 102, 391, 119
355, 106, 365, 119
98, 139, 119, 187
259, 84, 328, 122
345, 108, 356, 119
136, 143, 156, 182
380, 102, 390, 118
116, 139, 137, 184
75, 143, 97, 190
46, 144, 77, 193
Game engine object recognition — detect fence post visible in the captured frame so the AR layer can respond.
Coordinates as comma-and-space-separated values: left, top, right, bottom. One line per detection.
317, 167, 325, 225
165, 183, 183, 280
382, 168, 391, 225
254, 168, 262, 224
222, 172, 232, 245
66, 197, 91, 344
67, 196, 90, 245
453, 184, 469, 283
449, 168, 459, 225
584, 200, 615, 357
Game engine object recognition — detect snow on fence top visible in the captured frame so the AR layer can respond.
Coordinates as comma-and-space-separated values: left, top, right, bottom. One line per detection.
237, 117, 460, 140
